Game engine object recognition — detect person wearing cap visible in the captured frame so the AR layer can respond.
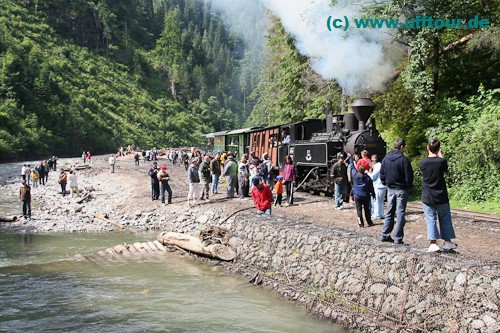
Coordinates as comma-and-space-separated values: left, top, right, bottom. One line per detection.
223, 154, 238, 198
330, 153, 348, 210
108, 154, 116, 173
274, 175, 284, 206
157, 165, 172, 204
148, 162, 160, 201
251, 177, 272, 215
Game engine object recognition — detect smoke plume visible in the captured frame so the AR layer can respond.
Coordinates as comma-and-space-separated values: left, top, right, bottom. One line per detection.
260, 0, 394, 95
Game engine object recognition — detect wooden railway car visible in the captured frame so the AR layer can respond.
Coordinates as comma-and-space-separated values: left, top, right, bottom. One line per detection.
212, 130, 228, 154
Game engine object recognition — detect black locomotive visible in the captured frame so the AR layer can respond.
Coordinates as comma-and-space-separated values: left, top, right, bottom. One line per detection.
289, 98, 386, 194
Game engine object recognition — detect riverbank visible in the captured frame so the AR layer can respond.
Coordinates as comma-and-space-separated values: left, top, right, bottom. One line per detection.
1, 154, 498, 332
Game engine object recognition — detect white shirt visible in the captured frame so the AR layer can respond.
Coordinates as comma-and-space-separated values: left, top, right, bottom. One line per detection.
109, 156, 115, 165
68, 173, 78, 187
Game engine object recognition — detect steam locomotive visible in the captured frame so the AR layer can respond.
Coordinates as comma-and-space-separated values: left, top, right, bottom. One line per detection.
202, 98, 386, 195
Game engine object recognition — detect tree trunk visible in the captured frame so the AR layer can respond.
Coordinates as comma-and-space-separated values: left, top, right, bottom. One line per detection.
157, 231, 235, 261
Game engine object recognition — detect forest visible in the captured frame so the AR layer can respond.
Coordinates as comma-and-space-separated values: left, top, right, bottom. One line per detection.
0, 0, 499, 209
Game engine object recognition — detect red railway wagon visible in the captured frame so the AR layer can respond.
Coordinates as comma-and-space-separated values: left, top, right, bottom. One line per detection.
248, 125, 281, 167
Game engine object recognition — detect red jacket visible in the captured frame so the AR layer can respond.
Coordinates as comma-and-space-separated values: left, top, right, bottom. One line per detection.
251, 184, 273, 211
356, 156, 370, 171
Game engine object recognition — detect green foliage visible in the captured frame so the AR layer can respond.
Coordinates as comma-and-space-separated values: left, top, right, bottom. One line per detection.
428, 86, 500, 202
247, 17, 340, 126
0, 1, 204, 161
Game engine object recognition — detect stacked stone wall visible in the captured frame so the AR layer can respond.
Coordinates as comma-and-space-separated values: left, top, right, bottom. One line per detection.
227, 215, 499, 332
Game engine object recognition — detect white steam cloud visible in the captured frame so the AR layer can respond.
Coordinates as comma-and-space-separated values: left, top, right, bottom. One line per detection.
260, 0, 394, 94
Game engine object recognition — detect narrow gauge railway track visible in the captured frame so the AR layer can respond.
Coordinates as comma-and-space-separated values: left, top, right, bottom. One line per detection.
406, 202, 500, 223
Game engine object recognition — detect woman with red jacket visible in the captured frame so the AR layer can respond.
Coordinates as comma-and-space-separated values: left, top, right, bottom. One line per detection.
251, 178, 273, 214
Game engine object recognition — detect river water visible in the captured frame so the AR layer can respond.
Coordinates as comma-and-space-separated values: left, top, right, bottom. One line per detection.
0, 161, 345, 332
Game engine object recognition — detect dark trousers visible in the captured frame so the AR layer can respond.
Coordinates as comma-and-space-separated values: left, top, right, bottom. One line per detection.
355, 196, 372, 226
151, 181, 160, 200
285, 181, 294, 204
60, 183, 66, 196
160, 183, 172, 203
22, 200, 31, 218
274, 194, 282, 206
238, 176, 249, 198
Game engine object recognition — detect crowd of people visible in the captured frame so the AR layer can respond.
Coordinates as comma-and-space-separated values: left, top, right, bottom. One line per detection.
15, 138, 458, 253
330, 138, 457, 252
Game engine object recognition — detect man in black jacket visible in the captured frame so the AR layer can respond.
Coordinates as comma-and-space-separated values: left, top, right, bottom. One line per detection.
380, 138, 413, 244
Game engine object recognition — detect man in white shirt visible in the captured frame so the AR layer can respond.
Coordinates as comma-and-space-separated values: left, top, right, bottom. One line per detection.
109, 155, 116, 173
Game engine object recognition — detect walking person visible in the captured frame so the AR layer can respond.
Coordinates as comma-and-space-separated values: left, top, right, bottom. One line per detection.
134, 153, 140, 167
157, 165, 172, 205
251, 177, 273, 215
43, 161, 50, 184
283, 155, 296, 205
223, 155, 238, 198
21, 164, 27, 181
108, 154, 116, 173
25, 164, 31, 185
68, 170, 80, 197
82, 151, 86, 163
210, 153, 221, 195
187, 160, 200, 205
380, 139, 414, 244
87, 152, 92, 165
30, 167, 39, 189
20, 180, 31, 220
369, 154, 386, 220
420, 138, 458, 252
148, 162, 160, 201
348, 154, 375, 227
58, 168, 67, 197
330, 153, 348, 210
199, 155, 211, 200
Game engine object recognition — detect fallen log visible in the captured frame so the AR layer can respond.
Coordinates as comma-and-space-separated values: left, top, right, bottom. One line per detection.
0, 215, 18, 222
157, 231, 235, 261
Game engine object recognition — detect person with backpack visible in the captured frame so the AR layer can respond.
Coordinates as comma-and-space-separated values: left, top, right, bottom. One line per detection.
199, 155, 212, 200
58, 168, 67, 197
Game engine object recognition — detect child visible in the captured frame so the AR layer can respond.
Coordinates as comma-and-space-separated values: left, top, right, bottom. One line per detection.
274, 175, 284, 206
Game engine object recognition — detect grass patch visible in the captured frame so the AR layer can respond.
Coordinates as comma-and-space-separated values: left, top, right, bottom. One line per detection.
449, 199, 500, 214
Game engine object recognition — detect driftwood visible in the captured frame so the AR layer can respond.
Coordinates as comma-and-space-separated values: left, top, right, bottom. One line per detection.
95, 213, 124, 229
0, 215, 18, 222
157, 231, 236, 261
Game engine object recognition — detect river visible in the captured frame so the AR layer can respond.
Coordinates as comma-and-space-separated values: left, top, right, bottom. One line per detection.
0, 160, 345, 332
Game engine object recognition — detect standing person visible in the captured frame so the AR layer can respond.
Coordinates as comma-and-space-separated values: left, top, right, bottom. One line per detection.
37, 163, 46, 186
262, 153, 274, 187
348, 154, 375, 227
210, 153, 221, 195
44, 160, 51, 183
108, 154, 116, 173
82, 151, 86, 163
148, 162, 160, 201
380, 139, 414, 244
58, 168, 67, 197
30, 167, 39, 189
199, 155, 211, 200
87, 152, 92, 165
356, 150, 371, 171
330, 153, 348, 210
21, 164, 27, 181
52, 157, 57, 171
19, 180, 31, 220
157, 165, 172, 205
134, 153, 140, 167
420, 138, 458, 252
369, 154, 386, 220
238, 155, 250, 199
274, 175, 284, 207
68, 170, 80, 197
182, 151, 190, 171
25, 164, 31, 185
251, 177, 273, 215
172, 151, 178, 165
248, 159, 260, 189
223, 155, 238, 198
187, 160, 200, 205
283, 155, 296, 205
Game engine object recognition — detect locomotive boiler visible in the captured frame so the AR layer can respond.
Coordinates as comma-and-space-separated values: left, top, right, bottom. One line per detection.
290, 98, 386, 194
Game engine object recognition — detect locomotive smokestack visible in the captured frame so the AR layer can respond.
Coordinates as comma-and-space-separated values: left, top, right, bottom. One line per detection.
351, 98, 376, 131
325, 102, 333, 133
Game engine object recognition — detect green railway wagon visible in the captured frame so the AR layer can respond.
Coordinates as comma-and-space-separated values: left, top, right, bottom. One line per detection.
225, 127, 262, 158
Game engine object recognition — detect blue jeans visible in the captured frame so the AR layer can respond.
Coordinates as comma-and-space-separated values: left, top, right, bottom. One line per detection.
334, 183, 347, 208
371, 187, 387, 218
160, 183, 172, 203
422, 202, 455, 240
381, 188, 409, 242
211, 174, 220, 194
